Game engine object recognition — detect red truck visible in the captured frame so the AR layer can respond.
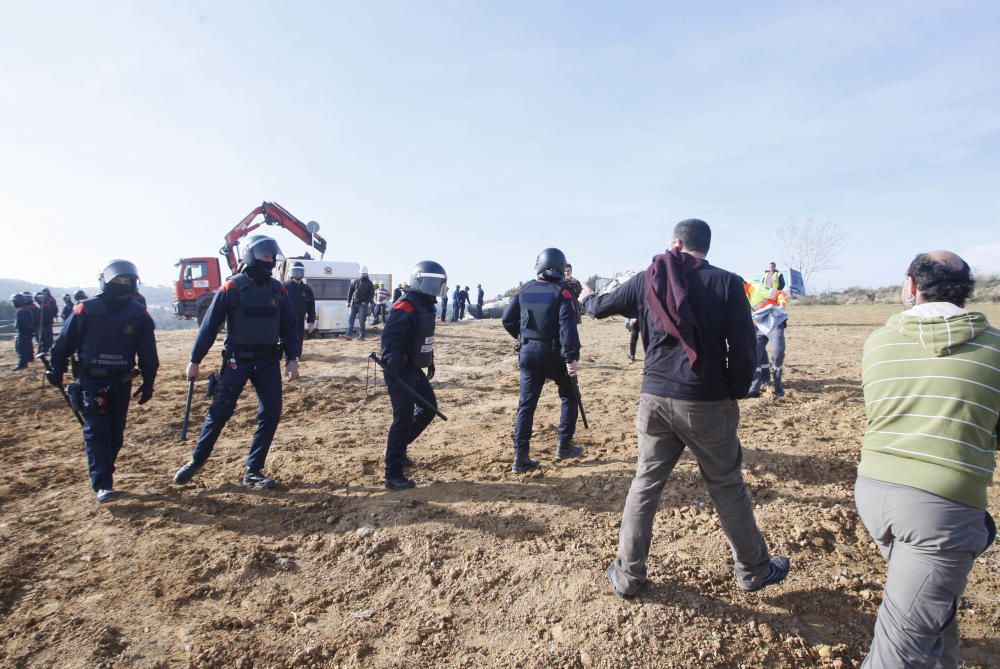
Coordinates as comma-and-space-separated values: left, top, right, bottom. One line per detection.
174, 201, 327, 324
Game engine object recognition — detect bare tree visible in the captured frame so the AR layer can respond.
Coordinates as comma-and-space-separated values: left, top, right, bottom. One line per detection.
775, 218, 848, 290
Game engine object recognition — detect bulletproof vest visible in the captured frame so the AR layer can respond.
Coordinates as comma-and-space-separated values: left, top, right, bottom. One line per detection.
78, 297, 145, 372
519, 280, 563, 342
406, 294, 437, 369
226, 274, 282, 348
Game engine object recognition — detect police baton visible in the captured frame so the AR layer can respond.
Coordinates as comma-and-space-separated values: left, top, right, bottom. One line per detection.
563, 365, 589, 429
368, 352, 448, 421
179, 379, 195, 441
36, 354, 85, 427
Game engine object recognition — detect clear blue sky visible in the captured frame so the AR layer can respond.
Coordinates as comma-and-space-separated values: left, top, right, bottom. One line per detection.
2, 1, 998, 296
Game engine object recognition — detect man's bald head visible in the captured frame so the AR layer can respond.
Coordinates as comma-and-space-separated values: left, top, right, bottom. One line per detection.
907, 251, 975, 307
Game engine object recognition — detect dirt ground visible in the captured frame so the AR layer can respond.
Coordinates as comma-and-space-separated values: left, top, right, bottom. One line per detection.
1, 304, 998, 669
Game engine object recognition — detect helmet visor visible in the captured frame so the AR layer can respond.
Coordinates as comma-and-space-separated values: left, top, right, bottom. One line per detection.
246, 237, 284, 263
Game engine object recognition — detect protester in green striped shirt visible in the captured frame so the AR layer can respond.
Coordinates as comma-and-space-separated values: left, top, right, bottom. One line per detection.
856, 250, 998, 668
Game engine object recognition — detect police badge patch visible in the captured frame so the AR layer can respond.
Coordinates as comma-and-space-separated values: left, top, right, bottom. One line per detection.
123, 324, 136, 335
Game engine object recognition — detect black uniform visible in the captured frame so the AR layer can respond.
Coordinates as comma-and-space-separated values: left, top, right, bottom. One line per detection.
283, 278, 316, 358
37, 293, 59, 355
380, 290, 438, 481
188, 272, 298, 473
50, 295, 158, 492
13, 302, 35, 369
61, 297, 74, 322
501, 279, 581, 458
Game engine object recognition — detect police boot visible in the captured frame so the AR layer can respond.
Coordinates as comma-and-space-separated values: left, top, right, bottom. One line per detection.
173, 460, 203, 485
385, 475, 416, 491
556, 443, 584, 460
747, 371, 762, 398
512, 453, 540, 474
773, 367, 785, 398
243, 470, 276, 489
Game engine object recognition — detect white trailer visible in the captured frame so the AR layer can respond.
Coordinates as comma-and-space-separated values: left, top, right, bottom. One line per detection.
278, 259, 360, 335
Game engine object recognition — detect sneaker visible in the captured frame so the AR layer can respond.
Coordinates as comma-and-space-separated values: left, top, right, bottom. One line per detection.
358, 335, 366, 341
243, 470, 276, 489
385, 476, 416, 491
12, 365, 28, 371
740, 556, 790, 592
96, 489, 118, 503
556, 443, 584, 460
627, 354, 635, 362
511, 456, 540, 474
173, 460, 203, 485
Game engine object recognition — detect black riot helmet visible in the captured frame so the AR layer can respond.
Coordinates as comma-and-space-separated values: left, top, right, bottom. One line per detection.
98, 260, 140, 293
534, 247, 567, 280
408, 260, 447, 297
290, 261, 305, 280
10, 293, 25, 307
63, 293, 72, 303
73, 289, 88, 301
242, 235, 284, 267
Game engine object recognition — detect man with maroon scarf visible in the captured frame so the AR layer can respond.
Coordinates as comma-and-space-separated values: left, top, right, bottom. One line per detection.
579, 218, 789, 597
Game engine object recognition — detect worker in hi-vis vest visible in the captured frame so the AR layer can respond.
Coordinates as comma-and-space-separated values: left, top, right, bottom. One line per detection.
745, 281, 788, 397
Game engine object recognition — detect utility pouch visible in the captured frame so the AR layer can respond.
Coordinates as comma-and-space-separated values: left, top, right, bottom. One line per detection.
85, 367, 112, 379
70, 356, 81, 379
206, 372, 218, 398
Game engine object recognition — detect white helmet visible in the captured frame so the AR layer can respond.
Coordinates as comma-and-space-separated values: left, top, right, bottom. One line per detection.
360, 265, 369, 275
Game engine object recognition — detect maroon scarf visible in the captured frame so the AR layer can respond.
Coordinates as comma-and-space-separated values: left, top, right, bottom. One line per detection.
644, 247, 704, 372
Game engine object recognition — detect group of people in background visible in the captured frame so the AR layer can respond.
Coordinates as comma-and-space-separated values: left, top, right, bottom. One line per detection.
9, 288, 85, 370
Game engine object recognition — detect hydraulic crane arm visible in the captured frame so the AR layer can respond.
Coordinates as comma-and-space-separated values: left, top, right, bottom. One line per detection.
219, 201, 327, 274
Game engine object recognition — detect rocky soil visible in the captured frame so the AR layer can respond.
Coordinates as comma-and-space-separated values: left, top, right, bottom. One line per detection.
1, 304, 998, 668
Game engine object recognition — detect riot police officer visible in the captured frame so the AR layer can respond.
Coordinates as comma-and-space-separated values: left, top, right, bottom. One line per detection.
501, 248, 583, 473
11, 293, 35, 370
47, 260, 159, 502
61, 294, 74, 321
35, 288, 59, 355
380, 260, 446, 490
283, 261, 316, 358
174, 235, 299, 489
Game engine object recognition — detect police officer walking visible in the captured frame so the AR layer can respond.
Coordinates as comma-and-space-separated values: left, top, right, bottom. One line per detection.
10, 293, 36, 371
47, 260, 159, 502
173, 236, 299, 489
283, 261, 316, 358
380, 261, 447, 490
35, 288, 59, 355
61, 294, 74, 322
501, 248, 584, 473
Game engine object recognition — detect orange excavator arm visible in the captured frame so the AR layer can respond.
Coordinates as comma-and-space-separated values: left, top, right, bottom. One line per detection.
220, 201, 327, 274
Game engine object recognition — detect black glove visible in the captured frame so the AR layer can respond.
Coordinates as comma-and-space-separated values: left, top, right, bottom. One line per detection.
133, 383, 154, 405
45, 370, 63, 388
382, 354, 400, 376
427, 363, 435, 381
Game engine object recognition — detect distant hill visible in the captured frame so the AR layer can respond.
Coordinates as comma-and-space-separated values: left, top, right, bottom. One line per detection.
0, 279, 195, 333
0, 279, 176, 307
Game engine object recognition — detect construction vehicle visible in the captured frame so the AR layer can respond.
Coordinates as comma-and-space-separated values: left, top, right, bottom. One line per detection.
173, 202, 327, 324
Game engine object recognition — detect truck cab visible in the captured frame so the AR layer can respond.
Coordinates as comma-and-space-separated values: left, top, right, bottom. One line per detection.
174, 257, 222, 324
278, 259, 360, 335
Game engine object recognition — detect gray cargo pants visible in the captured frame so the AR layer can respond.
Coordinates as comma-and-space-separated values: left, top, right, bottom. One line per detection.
606, 394, 772, 595
855, 476, 997, 669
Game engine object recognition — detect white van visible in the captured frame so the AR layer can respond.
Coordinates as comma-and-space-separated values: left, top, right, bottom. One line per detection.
279, 259, 360, 335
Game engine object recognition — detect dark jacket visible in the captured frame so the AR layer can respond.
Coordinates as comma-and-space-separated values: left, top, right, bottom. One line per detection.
191, 273, 299, 363
501, 279, 580, 363
284, 279, 317, 323
583, 262, 755, 400
50, 296, 159, 383
348, 276, 375, 306
15, 305, 34, 333
476, 287, 484, 306
380, 291, 437, 372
